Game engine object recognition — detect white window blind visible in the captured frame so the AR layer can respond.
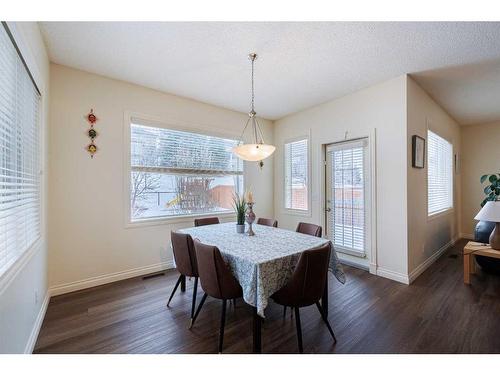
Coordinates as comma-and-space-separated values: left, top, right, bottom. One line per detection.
327, 139, 367, 256
0, 24, 41, 276
284, 138, 308, 211
427, 130, 453, 215
130, 123, 243, 221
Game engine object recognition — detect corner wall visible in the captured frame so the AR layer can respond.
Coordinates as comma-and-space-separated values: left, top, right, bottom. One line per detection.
406, 76, 462, 281
0, 22, 50, 353
273, 76, 409, 282
48, 64, 274, 294
461, 121, 500, 238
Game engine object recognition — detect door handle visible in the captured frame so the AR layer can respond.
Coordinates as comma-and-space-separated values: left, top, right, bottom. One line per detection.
325, 207, 331, 212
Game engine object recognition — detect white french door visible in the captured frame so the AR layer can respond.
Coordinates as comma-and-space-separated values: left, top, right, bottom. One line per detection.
325, 138, 369, 258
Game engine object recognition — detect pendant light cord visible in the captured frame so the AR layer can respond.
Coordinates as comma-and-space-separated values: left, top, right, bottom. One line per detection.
236, 53, 267, 146
251, 55, 255, 113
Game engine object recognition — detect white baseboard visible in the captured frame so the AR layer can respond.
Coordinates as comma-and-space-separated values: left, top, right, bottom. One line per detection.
376, 267, 410, 285
24, 290, 50, 354
408, 237, 458, 283
49, 261, 174, 297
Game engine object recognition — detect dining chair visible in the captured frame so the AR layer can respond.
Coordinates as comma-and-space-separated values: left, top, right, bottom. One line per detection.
194, 217, 220, 227
257, 218, 278, 227
284, 222, 321, 319
271, 242, 337, 353
167, 231, 199, 327
191, 239, 243, 353
296, 222, 322, 237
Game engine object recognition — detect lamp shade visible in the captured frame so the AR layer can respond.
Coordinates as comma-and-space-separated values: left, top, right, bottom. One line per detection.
232, 143, 276, 162
474, 201, 500, 222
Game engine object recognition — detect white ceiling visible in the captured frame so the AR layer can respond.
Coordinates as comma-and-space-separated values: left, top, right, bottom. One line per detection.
40, 22, 500, 124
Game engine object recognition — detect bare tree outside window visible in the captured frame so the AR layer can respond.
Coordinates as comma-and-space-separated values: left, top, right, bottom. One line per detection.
131, 171, 161, 217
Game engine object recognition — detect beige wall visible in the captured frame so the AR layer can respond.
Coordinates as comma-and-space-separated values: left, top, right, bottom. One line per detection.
48, 64, 274, 293
406, 76, 461, 280
461, 121, 500, 237
274, 76, 409, 282
0, 22, 50, 353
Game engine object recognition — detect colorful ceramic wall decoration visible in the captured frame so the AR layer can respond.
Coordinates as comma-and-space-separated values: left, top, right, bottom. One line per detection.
86, 109, 98, 158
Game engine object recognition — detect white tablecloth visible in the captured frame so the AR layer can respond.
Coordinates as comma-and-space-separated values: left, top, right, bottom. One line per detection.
180, 222, 345, 317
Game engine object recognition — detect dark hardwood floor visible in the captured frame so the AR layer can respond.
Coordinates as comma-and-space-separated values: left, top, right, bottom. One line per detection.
34, 239, 500, 354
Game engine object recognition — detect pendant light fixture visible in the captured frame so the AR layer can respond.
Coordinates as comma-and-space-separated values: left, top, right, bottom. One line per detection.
232, 53, 275, 165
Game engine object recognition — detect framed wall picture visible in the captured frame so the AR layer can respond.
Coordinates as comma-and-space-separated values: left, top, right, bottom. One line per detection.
412, 135, 425, 168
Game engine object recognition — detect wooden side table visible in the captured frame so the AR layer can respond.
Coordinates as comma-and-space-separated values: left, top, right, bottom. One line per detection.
463, 241, 500, 284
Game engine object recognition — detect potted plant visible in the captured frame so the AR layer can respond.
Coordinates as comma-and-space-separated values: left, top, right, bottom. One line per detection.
232, 193, 247, 234
480, 173, 500, 207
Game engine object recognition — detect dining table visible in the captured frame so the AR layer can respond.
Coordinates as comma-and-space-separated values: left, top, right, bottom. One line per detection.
179, 222, 345, 353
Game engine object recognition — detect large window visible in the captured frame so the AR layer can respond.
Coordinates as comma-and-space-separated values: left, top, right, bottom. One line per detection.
284, 138, 308, 211
326, 139, 368, 256
0, 24, 41, 276
427, 130, 453, 216
129, 123, 243, 221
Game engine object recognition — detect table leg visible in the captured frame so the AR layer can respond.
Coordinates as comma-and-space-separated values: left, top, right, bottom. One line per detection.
470, 254, 476, 274
464, 253, 471, 284
252, 306, 262, 353
322, 274, 329, 317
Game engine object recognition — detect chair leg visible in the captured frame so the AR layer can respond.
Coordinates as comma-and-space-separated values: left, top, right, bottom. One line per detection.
190, 292, 208, 329
315, 302, 337, 343
166, 275, 183, 307
219, 299, 227, 353
294, 307, 303, 353
283, 306, 287, 318
180, 275, 186, 292
189, 277, 198, 326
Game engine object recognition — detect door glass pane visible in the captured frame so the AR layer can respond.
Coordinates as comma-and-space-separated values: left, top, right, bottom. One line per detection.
327, 141, 367, 255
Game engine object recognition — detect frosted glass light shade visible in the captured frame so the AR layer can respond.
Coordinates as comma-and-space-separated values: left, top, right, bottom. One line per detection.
475, 201, 500, 222
232, 143, 276, 161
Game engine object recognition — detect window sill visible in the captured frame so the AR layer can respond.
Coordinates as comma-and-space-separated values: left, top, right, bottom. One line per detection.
427, 208, 454, 222
125, 212, 237, 229
0, 235, 42, 294
335, 246, 367, 258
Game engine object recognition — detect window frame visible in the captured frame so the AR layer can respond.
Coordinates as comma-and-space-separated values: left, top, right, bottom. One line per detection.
123, 112, 244, 227
282, 135, 311, 216
427, 128, 454, 219
0, 22, 44, 283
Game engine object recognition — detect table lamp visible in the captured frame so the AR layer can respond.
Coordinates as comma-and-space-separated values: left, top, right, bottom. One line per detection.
474, 201, 500, 249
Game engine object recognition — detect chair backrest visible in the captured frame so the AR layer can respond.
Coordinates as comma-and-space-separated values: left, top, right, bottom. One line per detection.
171, 231, 197, 277
296, 222, 322, 237
193, 240, 242, 300
194, 217, 220, 227
257, 218, 278, 227
276, 242, 331, 307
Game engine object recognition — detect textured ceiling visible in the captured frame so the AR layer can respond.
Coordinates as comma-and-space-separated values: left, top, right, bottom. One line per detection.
40, 22, 500, 123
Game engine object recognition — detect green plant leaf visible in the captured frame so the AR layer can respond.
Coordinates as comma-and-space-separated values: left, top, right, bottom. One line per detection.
485, 186, 492, 195
496, 188, 500, 196
481, 198, 489, 207
481, 174, 489, 183
489, 175, 498, 183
